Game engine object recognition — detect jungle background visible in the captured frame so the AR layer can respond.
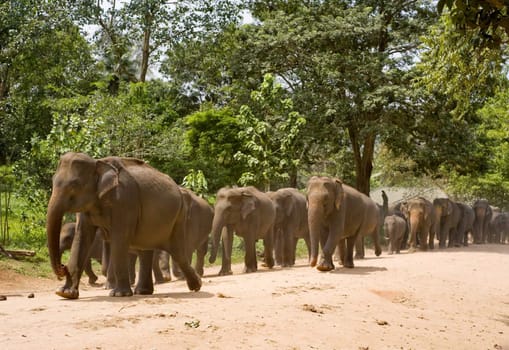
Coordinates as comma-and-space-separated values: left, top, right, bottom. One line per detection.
1, 0, 508, 275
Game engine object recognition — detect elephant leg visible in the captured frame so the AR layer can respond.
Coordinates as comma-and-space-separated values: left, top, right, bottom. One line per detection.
157, 250, 171, 281
108, 236, 133, 297
262, 229, 275, 269
194, 240, 207, 277
333, 244, 341, 262
354, 236, 365, 259
290, 236, 298, 266
387, 237, 393, 255
243, 235, 258, 273
84, 257, 98, 285
274, 229, 283, 266
372, 229, 382, 257
134, 250, 154, 295
219, 227, 233, 276
418, 229, 429, 251
317, 232, 338, 272
342, 235, 357, 268
171, 256, 183, 279
152, 250, 166, 284
56, 220, 96, 299
168, 245, 202, 292
102, 240, 110, 278
128, 252, 137, 285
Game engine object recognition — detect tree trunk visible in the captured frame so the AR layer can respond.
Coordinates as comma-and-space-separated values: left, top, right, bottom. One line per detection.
348, 125, 375, 196
139, 27, 151, 83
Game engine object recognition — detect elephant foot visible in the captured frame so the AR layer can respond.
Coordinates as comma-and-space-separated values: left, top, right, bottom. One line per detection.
186, 276, 202, 292
134, 286, 154, 295
375, 248, 382, 257
342, 261, 354, 268
109, 287, 133, 297
218, 267, 233, 276
309, 257, 318, 267
243, 266, 257, 273
387, 251, 394, 255
354, 254, 364, 260
316, 258, 335, 272
55, 286, 79, 300
407, 247, 417, 253
261, 259, 274, 269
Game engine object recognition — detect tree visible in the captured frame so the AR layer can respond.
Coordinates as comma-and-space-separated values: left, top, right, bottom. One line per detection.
437, 0, 509, 46
235, 1, 437, 194
0, 0, 97, 163
72, 0, 242, 84
234, 73, 307, 190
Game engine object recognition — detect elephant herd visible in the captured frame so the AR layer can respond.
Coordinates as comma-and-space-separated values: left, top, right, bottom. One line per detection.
384, 197, 509, 255
48, 153, 508, 300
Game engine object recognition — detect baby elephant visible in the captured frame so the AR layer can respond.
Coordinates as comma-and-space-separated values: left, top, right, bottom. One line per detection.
384, 215, 407, 254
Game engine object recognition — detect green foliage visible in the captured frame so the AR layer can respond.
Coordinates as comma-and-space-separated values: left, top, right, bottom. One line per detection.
184, 106, 244, 190
234, 73, 306, 190
437, 0, 509, 47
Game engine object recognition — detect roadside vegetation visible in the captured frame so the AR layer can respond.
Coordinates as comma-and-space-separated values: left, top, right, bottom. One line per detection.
1, 1, 509, 278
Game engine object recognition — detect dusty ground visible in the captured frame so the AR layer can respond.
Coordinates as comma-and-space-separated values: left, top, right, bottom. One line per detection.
1, 244, 508, 350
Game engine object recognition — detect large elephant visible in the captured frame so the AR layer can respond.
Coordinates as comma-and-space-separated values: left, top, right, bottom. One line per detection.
400, 197, 434, 252
155, 187, 214, 279
306, 176, 380, 271
433, 198, 461, 248
384, 214, 407, 254
456, 202, 475, 246
472, 199, 492, 244
46, 152, 201, 299
267, 188, 310, 267
208, 186, 276, 274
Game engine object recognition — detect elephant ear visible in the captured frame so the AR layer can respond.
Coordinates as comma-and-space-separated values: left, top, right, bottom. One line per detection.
334, 179, 344, 210
96, 160, 119, 199
241, 192, 256, 220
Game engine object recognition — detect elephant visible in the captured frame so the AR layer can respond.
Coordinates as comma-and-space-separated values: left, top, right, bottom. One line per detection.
59, 222, 103, 285
433, 198, 461, 248
267, 188, 310, 267
306, 176, 380, 271
456, 202, 475, 246
384, 214, 407, 254
208, 186, 276, 274
472, 199, 492, 244
388, 202, 409, 250
154, 187, 214, 279
490, 211, 509, 244
400, 197, 434, 252
46, 152, 201, 299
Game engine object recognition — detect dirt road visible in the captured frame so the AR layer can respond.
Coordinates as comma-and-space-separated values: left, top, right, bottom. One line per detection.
1, 244, 508, 350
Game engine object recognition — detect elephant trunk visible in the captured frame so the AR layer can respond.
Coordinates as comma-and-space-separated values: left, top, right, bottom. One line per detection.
307, 204, 322, 267
46, 197, 69, 279
208, 212, 224, 264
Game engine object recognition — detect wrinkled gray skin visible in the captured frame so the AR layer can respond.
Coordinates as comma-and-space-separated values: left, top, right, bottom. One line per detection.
306, 176, 380, 271
209, 186, 276, 275
384, 215, 407, 254
267, 188, 310, 267
153, 188, 213, 280
353, 204, 383, 259
59, 222, 103, 285
456, 203, 475, 246
490, 211, 509, 244
433, 198, 461, 248
400, 197, 434, 252
46, 152, 201, 299
472, 199, 492, 244
388, 203, 409, 250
